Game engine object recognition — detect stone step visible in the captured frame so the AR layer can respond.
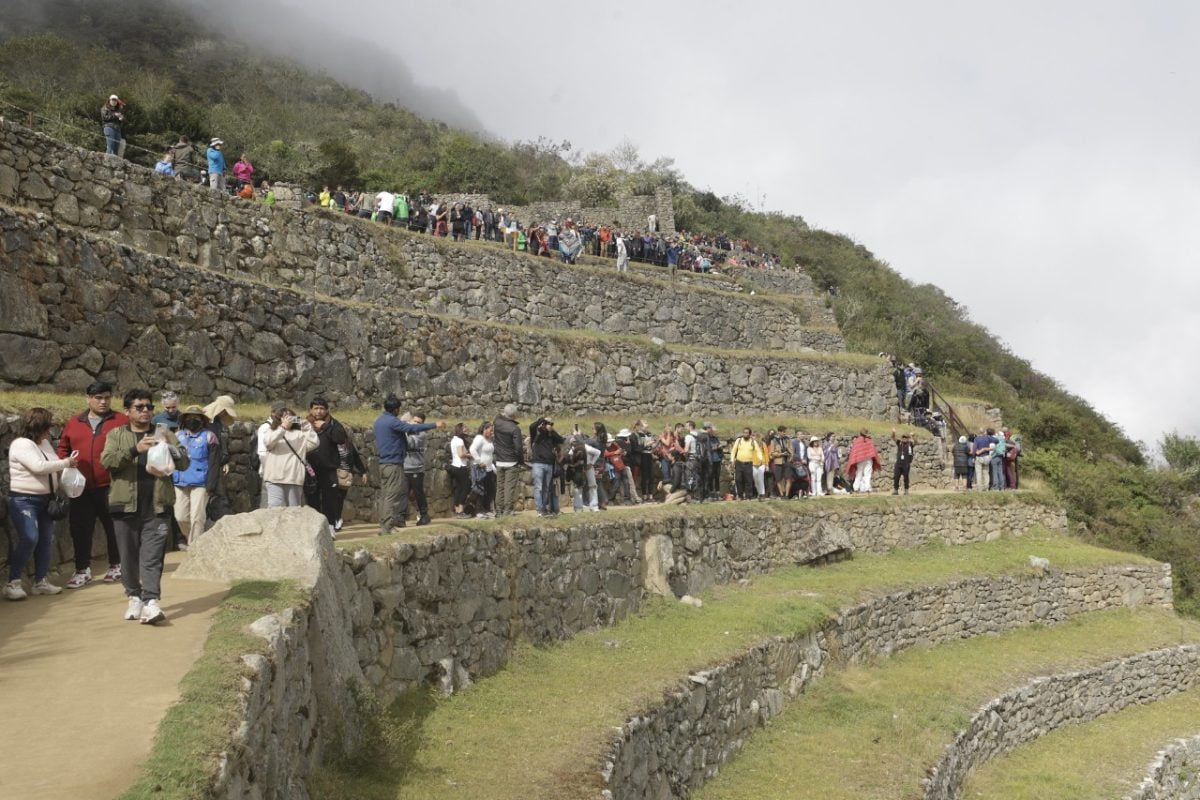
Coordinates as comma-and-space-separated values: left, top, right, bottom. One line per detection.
307, 531, 1173, 799
0, 204, 893, 420
0, 120, 843, 354
961, 683, 1200, 800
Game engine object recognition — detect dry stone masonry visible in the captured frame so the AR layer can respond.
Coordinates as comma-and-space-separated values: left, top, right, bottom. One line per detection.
1126, 733, 1200, 800
602, 563, 1174, 800
923, 645, 1200, 800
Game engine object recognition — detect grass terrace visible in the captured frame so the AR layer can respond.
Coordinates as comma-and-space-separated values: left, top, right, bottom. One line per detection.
963, 686, 1200, 800
692, 606, 1200, 800
306, 531, 1150, 799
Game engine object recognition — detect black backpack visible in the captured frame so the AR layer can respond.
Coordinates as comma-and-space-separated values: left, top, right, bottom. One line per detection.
694, 431, 712, 461
247, 431, 260, 472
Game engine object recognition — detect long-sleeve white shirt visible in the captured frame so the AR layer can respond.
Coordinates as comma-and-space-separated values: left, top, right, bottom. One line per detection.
8, 437, 70, 495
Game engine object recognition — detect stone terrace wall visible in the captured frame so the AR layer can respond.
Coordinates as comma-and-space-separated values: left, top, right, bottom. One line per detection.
725, 264, 837, 327
923, 645, 1200, 800
1126, 734, 1200, 800
603, 563, 1174, 800
1, 123, 796, 354
0, 208, 890, 418
336, 497, 1066, 701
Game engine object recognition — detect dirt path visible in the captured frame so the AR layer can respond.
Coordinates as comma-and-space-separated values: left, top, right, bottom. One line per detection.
0, 553, 226, 799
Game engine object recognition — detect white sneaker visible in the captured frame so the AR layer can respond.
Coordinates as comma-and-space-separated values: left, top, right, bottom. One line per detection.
32, 578, 62, 595
103, 565, 122, 583
140, 599, 166, 625
3, 579, 27, 601
65, 568, 93, 589
124, 596, 144, 620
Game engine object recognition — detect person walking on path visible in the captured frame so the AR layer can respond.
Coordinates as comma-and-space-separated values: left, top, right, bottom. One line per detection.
891, 429, 915, 495
4, 408, 75, 600
374, 395, 442, 534
100, 388, 189, 625
171, 405, 219, 546
57, 381, 127, 588
304, 397, 365, 535
846, 429, 881, 493
492, 404, 525, 517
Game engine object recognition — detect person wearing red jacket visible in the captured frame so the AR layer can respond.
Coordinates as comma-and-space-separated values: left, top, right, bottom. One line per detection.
56, 382, 128, 587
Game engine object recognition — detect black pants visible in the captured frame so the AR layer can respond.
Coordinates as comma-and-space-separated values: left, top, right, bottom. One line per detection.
402, 471, 428, 519
447, 465, 471, 508
694, 458, 710, 499
638, 452, 655, 497
68, 486, 119, 570
304, 472, 346, 527
734, 461, 756, 499
709, 461, 723, 495
893, 462, 911, 492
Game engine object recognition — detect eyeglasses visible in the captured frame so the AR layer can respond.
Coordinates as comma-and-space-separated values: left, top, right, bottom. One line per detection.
130, 404, 155, 411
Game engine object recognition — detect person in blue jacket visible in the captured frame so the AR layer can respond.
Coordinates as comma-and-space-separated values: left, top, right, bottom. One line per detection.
373, 394, 444, 535
207, 138, 227, 193
172, 406, 220, 547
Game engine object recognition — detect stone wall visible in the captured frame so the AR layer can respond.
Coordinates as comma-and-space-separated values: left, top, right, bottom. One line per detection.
336, 497, 1066, 701
1126, 734, 1200, 800
602, 563, 1173, 799
923, 644, 1200, 800
0, 207, 890, 418
433, 185, 674, 234
3, 124, 748, 354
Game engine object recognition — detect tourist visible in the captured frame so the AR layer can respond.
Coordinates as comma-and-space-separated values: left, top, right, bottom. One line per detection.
403, 412, 432, 526
447, 423, 473, 518
376, 189, 396, 225
394, 192, 409, 227
632, 419, 657, 501
565, 427, 601, 512
822, 432, 841, 495
750, 431, 769, 498
891, 356, 907, 410
151, 391, 181, 431
972, 428, 995, 492
4, 408, 74, 600
305, 397, 363, 536
616, 233, 629, 273
558, 218, 583, 264
207, 138, 227, 192
332, 186, 347, 212
706, 424, 724, 498
769, 427, 794, 499
252, 403, 283, 509
530, 416, 564, 517
261, 405, 318, 508
100, 388, 190, 625
790, 434, 810, 497
492, 404, 525, 518
201, 395, 237, 523
101, 94, 125, 157
170, 136, 197, 180
154, 152, 176, 177
374, 395, 442, 534
991, 430, 1009, 490
319, 186, 331, 208
609, 429, 641, 505
232, 153, 254, 190
730, 427, 758, 500
469, 422, 498, 518
847, 429, 881, 493
57, 381, 126, 588
953, 435, 973, 490
891, 429, 915, 495
434, 203, 449, 236
172, 405, 219, 545
1005, 433, 1022, 490
807, 436, 826, 497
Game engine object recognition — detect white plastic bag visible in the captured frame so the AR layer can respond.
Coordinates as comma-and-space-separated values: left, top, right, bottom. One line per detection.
60, 466, 87, 498
146, 441, 175, 477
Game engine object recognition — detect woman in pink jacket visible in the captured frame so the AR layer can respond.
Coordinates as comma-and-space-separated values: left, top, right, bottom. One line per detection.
232, 153, 254, 189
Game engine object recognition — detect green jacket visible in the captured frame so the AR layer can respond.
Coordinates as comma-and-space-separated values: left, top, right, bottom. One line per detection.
100, 426, 190, 514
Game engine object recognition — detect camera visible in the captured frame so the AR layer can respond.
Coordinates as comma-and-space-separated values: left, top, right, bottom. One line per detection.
290, 421, 302, 431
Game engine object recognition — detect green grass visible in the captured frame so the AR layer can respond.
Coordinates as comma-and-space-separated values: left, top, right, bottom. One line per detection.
963, 685, 1200, 800
693, 607, 1200, 800
307, 532, 1151, 800
117, 580, 305, 800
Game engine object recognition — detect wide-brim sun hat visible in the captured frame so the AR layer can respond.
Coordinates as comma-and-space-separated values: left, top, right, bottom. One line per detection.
202, 395, 238, 420
178, 404, 210, 423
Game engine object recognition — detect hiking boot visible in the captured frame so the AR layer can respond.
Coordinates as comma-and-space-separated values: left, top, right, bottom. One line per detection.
123, 596, 144, 620
65, 568, 93, 589
416, 515, 431, 526
32, 578, 62, 595
3, 579, 27, 601
103, 564, 122, 583
892, 490, 899, 496
140, 599, 166, 625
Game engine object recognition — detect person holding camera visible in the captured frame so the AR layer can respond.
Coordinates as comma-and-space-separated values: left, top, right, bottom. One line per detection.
261, 405, 319, 508
101, 94, 125, 157
529, 416, 564, 516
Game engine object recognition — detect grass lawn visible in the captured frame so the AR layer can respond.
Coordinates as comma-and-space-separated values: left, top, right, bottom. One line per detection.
963, 685, 1200, 800
307, 532, 1152, 800
118, 580, 304, 800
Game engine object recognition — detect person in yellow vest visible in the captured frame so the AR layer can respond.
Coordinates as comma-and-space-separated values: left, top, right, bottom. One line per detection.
729, 427, 759, 500
750, 431, 770, 499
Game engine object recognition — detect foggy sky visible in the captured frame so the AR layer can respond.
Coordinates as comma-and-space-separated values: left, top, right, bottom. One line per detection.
265, 0, 1198, 449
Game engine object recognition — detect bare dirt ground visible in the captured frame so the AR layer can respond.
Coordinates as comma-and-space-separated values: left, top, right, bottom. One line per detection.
0, 553, 226, 799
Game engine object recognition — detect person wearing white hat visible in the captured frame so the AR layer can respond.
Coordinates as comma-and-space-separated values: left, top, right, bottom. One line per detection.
206, 138, 227, 193
201, 395, 237, 521
101, 94, 125, 157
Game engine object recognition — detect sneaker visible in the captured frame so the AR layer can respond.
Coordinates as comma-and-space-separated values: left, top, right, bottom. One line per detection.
65, 568, 93, 589
335, 518, 344, 532
475, 512, 488, 519
123, 596, 144, 620
103, 564, 121, 583
892, 490, 899, 496
416, 516, 431, 526
3, 579, 27, 601
32, 578, 62, 595
177, 539, 189, 552
140, 599, 166, 625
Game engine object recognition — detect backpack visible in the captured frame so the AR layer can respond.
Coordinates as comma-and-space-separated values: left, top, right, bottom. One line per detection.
247, 431, 260, 472
694, 431, 712, 461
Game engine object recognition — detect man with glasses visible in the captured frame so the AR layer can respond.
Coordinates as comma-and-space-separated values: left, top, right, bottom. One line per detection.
57, 381, 127, 587
100, 389, 188, 625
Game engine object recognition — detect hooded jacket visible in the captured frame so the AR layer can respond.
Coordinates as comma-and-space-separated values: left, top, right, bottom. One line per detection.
492, 414, 525, 465
57, 409, 129, 489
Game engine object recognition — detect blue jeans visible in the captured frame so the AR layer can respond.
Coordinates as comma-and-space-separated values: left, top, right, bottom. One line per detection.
7, 494, 54, 581
103, 125, 122, 155
990, 457, 1006, 490
532, 462, 555, 513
